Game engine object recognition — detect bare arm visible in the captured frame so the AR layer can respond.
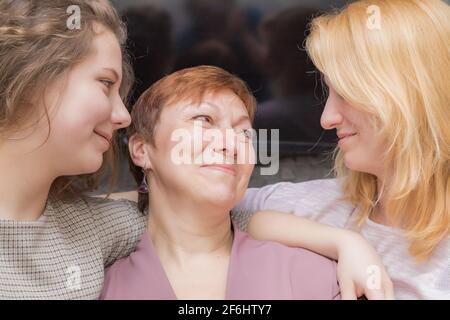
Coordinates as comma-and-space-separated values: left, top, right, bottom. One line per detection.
248, 210, 395, 300
248, 210, 350, 260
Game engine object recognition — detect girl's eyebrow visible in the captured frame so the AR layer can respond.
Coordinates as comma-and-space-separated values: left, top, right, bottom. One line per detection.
102, 67, 120, 81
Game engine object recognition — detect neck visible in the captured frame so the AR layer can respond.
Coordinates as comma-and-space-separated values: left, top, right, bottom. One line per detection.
147, 186, 233, 263
0, 142, 54, 221
371, 175, 391, 226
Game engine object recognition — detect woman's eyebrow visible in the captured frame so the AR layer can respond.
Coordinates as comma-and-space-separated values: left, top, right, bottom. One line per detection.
234, 115, 251, 126
184, 101, 250, 125
203, 102, 251, 125
203, 101, 220, 111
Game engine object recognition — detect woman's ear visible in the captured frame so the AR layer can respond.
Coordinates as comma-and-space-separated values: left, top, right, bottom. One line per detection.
128, 134, 152, 170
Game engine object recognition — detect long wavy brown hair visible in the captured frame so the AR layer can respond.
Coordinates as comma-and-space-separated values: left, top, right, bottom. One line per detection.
0, 0, 134, 199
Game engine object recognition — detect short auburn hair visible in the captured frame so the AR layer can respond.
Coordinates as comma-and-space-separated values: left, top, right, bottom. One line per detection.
128, 65, 257, 211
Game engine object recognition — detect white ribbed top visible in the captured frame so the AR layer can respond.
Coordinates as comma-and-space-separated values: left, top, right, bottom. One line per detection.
232, 178, 450, 299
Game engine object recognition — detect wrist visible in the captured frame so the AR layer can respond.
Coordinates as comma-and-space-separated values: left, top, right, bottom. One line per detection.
335, 229, 363, 259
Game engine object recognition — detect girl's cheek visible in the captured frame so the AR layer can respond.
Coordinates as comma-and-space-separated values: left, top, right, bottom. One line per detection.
87, 94, 113, 122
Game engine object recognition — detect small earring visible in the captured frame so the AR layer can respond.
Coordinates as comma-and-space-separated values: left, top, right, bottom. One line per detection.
138, 167, 149, 194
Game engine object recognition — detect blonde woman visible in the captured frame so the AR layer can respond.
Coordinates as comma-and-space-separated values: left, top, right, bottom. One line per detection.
233, 0, 450, 299
0, 0, 391, 300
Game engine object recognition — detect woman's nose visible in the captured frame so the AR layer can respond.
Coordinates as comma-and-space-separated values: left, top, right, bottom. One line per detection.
210, 128, 238, 159
111, 96, 132, 130
320, 98, 343, 130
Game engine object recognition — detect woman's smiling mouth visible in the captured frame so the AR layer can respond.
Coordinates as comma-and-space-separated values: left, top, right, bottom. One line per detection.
201, 164, 237, 176
337, 132, 358, 145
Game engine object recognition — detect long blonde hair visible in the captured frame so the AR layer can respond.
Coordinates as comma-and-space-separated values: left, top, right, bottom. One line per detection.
306, 0, 450, 260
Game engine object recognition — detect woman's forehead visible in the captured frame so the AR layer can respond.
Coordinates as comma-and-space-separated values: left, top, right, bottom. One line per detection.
171, 93, 250, 116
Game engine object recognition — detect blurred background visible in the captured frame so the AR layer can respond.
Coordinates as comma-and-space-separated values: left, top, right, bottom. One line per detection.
99, 0, 350, 193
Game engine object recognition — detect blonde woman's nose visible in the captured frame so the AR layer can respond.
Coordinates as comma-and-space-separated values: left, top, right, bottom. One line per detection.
320, 98, 344, 130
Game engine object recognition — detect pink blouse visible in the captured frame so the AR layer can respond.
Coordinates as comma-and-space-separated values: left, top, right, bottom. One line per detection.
101, 226, 340, 300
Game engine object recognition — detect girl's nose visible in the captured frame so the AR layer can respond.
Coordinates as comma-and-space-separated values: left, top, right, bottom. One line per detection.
111, 96, 131, 130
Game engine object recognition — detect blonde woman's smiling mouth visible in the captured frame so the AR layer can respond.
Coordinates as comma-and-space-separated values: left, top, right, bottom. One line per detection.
337, 131, 358, 145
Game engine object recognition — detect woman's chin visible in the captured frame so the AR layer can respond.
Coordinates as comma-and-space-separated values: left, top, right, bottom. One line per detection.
197, 190, 237, 210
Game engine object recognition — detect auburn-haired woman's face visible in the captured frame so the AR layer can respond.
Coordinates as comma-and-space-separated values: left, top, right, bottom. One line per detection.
36, 24, 131, 176
141, 90, 255, 210
321, 78, 385, 177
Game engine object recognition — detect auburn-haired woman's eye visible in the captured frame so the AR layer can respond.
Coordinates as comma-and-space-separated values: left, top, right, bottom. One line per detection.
237, 129, 253, 142
243, 129, 253, 139
192, 115, 212, 123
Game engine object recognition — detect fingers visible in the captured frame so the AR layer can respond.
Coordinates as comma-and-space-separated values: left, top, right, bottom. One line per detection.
364, 287, 385, 300
339, 278, 357, 300
364, 280, 396, 300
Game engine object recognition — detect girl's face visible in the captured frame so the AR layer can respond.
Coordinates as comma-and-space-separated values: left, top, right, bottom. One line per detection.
142, 90, 255, 211
321, 77, 384, 177
38, 24, 131, 176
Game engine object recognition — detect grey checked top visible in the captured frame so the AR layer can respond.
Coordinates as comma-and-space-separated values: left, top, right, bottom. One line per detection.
0, 195, 146, 299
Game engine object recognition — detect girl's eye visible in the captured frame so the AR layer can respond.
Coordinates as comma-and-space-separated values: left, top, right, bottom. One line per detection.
192, 115, 212, 123
100, 79, 115, 89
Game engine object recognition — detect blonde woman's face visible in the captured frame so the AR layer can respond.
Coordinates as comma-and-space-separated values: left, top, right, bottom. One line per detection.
321, 78, 384, 177
39, 24, 131, 175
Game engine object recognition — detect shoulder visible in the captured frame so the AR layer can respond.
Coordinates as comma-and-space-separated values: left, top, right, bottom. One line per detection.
101, 236, 142, 300
81, 196, 139, 213
249, 178, 352, 215
48, 195, 146, 240
245, 178, 343, 203
235, 228, 336, 269
101, 233, 167, 300
270, 178, 343, 198
233, 229, 339, 299
77, 196, 145, 226
49, 195, 140, 216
